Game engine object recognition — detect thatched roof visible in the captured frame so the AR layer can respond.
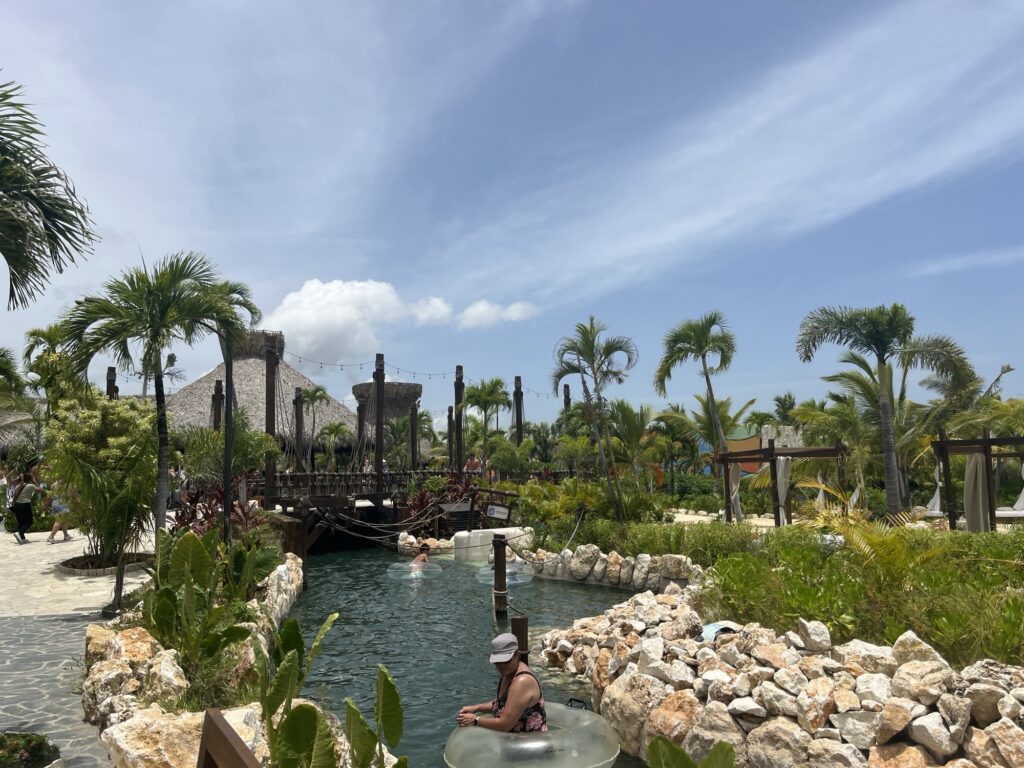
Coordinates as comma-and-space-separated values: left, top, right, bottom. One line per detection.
166, 357, 356, 440
351, 381, 423, 422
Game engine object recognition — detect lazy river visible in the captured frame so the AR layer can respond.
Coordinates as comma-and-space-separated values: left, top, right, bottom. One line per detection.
291, 548, 645, 767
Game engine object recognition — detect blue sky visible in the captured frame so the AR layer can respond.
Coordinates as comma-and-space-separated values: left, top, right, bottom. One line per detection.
3, 0, 1024, 428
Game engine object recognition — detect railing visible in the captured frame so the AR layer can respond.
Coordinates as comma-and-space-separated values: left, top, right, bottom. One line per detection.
196, 708, 260, 768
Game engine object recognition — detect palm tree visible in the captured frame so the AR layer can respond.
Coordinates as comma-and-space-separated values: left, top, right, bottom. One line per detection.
463, 377, 511, 464
302, 385, 330, 470
23, 322, 84, 417
1, 79, 95, 309
0, 346, 21, 390
796, 304, 969, 517
318, 421, 352, 472
607, 400, 655, 484
60, 252, 256, 531
551, 316, 638, 520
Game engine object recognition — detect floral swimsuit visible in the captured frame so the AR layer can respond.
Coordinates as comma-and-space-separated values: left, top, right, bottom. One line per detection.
491, 670, 547, 733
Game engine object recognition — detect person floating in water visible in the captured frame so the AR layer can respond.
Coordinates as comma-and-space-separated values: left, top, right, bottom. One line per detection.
412, 543, 430, 563
455, 633, 547, 732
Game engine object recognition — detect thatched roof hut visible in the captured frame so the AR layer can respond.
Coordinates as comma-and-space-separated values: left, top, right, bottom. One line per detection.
351, 381, 423, 422
166, 353, 356, 441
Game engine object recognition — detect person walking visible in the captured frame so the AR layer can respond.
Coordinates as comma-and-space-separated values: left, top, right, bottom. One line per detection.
10, 471, 40, 544
45, 492, 73, 543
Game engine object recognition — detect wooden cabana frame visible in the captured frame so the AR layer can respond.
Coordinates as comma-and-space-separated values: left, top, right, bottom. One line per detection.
718, 439, 847, 527
931, 428, 1024, 531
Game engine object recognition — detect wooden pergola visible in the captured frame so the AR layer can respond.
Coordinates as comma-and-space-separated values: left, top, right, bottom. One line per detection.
931, 428, 1024, 531
719, 439, 848, 527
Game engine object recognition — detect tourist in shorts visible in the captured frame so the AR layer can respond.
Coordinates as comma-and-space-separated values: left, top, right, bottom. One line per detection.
46, 493, 73, 543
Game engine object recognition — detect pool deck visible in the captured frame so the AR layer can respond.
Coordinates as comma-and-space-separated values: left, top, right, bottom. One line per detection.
0, 527, 151, 767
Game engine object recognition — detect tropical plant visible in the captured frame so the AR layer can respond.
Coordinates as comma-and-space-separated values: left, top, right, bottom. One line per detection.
654, 311, 740, 518
174, 410, 279, 487
551, 316, 638, 520
60, 252, 258, 531
301, 384, 329, 470
22, 322, 86, 417
647, 737, 735, 768
797, 304, 970, 516
255, 612, 342, 768
0, 78, 95, 309
343, 665, 410, 768
463, 377, 511, 464
318, 421, 352, 472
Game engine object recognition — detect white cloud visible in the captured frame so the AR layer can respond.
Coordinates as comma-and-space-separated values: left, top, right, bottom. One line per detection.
456, 300, 539, 329
264, 279, 451, 368
908, 246, 1024, 277
439, 0, 1024, 301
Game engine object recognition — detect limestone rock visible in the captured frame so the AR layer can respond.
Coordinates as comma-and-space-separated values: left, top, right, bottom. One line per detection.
966, 683, 1008, 728
98, 695, 140, 728
746, 716, 811, 768
962, 726, 1011, 768
646, 660, 696, 689
681, 701, 748, 766
907, 712, 957, 759
866, 743, 939, 767
106, 628, 163, 671
86, 624, 115, 665
644, 558, 663, 591
835, 689, 862, 713
797, 676, 836, 734
807, 739, 867, 767
833, 640, 898, 676
641, 690, 701, 758
997, 695, 1021, 722
144, 649, 189, 701
619, 556, 634, 587
600, 671, 670, 755
101, 703, 269, 768
938, 693, 972, 744
961, 659, 1024, 691
857, 673, 893, 707
891, 661, 954, 706
752, 643, 800, 670
659, 554, 689, 580
984, 718, 1024, 766
775, 666, 810, 696
876, 697, 917, 744
592, 553, 608, 582
755, 681, 799, 718
661, 607, 703, 642
605, 551, 623, 585
892, 631, 947, 667
592, 648, 613, 711
830, 711, 880, 750
83, 660, 136, 726
638, 636, 665, 674
570, 544, 601, 580
262, 553, 304, 630
728, 697, 767, 719
797, 619, 832, 653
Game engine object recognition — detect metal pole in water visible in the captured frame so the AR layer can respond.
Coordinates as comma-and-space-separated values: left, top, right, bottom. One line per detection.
493, 533, 507, 618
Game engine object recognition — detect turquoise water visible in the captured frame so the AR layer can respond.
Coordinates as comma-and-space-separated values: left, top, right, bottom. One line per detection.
291, 548, 646, 767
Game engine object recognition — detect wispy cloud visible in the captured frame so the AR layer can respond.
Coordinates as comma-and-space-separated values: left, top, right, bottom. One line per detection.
438, 0, 1024, 301
908, 246, 1024, 277
457, 300, 539, 330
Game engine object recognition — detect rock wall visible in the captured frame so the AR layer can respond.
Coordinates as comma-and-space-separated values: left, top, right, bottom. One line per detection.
540, 586, 1024, 767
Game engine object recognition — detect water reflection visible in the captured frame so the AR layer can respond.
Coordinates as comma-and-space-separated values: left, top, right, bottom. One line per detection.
291, 548, 645, 767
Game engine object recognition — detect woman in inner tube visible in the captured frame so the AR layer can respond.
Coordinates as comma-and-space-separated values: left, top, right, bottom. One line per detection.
455, 633, 547, 733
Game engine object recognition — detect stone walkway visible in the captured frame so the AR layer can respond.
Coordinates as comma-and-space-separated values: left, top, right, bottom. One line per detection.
0, 527, 152, 766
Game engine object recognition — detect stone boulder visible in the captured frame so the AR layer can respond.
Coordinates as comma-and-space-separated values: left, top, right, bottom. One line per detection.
592, 553, 608, 581
832, 640, 898, 676
807, 739, 867, 767
620, 556, 634, 587
797, 676, 835, 733
144, 649, 189, 701
937, 693, 971, 744
86, 624, 115, 665
600, 671, 670, 755
984, 718, 1024, 766
892, 631, 947, 667
641, 690, 701, 758
605, 551, 623, 585
106, 628, 163, 671
661, 607, 703, 642
569, 544, 601, 580
966, 683, 1008, 728
263, 553, 304, 629
681, 701, 747, 766
830, 711, 881, 750
907, 712, 957, 760
659, 554, 689, 581
797, 619, 832, 653
866, 743, 939, 767
83, 660, 137, 726
891, 661, 954, 706
746, 716, 811, 767
876, 697, 917, 745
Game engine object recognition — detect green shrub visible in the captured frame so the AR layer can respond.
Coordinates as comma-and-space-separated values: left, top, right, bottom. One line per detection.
0, 733, 60, 768
680, 493, 722, 514
674, 474, 717, 498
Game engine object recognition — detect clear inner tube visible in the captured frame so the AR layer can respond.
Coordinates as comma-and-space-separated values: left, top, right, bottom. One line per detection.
387, 562, 443, 580
476, 562, 534, 585
444, 703, 619, 768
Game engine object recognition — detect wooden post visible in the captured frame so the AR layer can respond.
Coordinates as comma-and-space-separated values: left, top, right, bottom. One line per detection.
511, 615, 529, 665
105, 366, 117, 400
197, 708, 261, 768
937, 429, 957, 530
562, 383, 571, 413
982, 428, 996, 531
493, 533, 508, 618
455, 365, 465, 476
212, 379, 224, 431
356, 402, 366, 469
447, 406, 454, 470
722, 458, 733, 524
768, 439, 782, 528
293, 388, 304, 472
513, 376, 524, 446
410, 400, 419, 469
264, 337, 279, 499
374, 353, 385, 500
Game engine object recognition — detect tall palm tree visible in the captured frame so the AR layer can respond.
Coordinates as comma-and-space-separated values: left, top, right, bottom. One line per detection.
463, 377, 511, 464
302, 385, 330, 470
796, 304, 969, 517
1, 79, 95, 309
318, 421, 352, 472
0, 346, 21, 390
60, 252, 256, 531
607, 400, 655, 485
551, 316, 638, 520
23, 322, 84, 417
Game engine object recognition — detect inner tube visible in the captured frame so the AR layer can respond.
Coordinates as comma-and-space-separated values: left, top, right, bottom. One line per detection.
476, 562, 534, 585
387, 562, 442, 581
443, 703, 619, 768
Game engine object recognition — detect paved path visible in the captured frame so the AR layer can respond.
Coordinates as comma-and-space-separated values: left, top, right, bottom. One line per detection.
671, 510, 778, 528
0, 527, 152, 766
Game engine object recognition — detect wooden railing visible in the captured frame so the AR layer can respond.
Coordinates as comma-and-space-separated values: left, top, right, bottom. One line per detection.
196, 708, 260, 768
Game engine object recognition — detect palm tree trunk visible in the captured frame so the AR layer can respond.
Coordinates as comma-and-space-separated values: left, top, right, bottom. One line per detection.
481, 409, 490, 465
578, 372, 622, 518
876, 356, 902, 517
702, 357, 740, 521
153, 372, 170, 531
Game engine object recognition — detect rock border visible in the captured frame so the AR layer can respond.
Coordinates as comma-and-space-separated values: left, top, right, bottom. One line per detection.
55, 558, 149, 578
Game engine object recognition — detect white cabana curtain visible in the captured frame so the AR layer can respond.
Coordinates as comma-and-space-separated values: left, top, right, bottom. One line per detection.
776, 457, 792, 526
926, 465, 942, 512
815, 473, 826, 509
964, 454, 991, 533
848, 485, 861, 513
1014, 464, 1024, 511
728, 464, 743, 523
